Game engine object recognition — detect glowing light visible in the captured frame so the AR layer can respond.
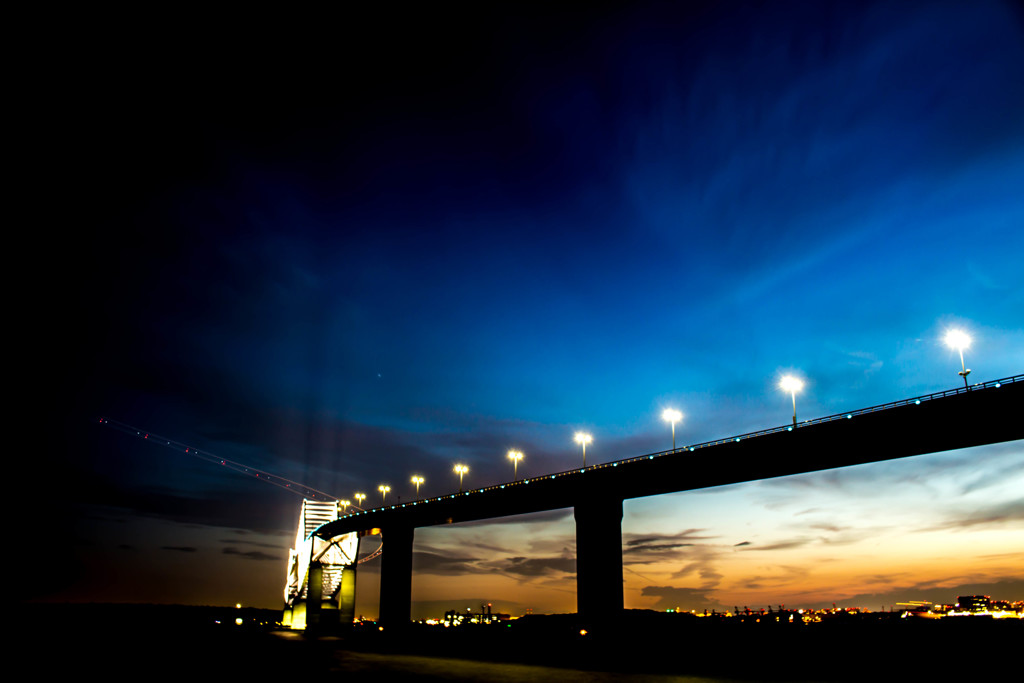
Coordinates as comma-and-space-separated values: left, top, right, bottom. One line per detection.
943, 328, 973, 389
454, 464, 469, 491
779, 375, 804, 394
943, 329, 971, 351
661, 408, 683, 449
574, 432, 593, 467
411, 476, 424, 499
779, 374, 805, 427
508, 450, 524, 481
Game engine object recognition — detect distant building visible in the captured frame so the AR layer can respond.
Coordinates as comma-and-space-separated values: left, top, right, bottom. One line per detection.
956, 595, 990, 612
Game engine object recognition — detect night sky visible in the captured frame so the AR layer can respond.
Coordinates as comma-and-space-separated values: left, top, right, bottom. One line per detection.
34, 2, 1023, 617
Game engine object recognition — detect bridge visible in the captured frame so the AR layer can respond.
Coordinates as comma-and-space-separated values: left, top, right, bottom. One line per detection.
284, 375, 1023, 629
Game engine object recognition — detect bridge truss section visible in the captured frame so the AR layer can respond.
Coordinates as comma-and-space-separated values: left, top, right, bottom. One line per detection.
282, 499, 360, 630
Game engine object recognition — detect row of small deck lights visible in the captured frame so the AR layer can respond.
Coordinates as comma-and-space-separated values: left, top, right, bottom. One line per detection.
337, 329, 976, 517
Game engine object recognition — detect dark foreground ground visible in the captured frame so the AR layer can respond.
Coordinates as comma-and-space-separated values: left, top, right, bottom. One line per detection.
19, 604, 1021, 682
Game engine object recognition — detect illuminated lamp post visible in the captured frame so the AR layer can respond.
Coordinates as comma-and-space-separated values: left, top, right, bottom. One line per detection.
944, 329, 972, 389
378, 484, 390, 505
411, 476, 424, 500
454, 464, 469, 492
661, 408, 682, 450
340, 499, 351, 513
353, 492, 366, 509
508, 450, 523, 481
779, 375, 804, 427
574, 432, 592, 468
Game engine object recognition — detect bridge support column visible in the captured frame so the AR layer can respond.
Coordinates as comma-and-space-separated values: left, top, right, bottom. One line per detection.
574, 497, 623, 625
379, 525, 414, 627
338, 563, 357, 626
306, 561, 323, 629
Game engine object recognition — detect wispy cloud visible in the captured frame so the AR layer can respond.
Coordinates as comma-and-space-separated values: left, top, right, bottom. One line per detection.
483, 556, 576, 578
412, 549, 482, 576
223, 547, 278, 561
623, 528, 714, 559
740, 537, 816, 551
917, 498, 1024, 532
670, 546, 726, 588
639, 585, 721, 612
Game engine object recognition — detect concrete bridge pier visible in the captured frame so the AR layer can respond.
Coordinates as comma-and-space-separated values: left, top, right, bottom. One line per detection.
379, 525, 415, 627
338, 561, 358, 626
575, 496, 624, 626
305, 561, 324, 628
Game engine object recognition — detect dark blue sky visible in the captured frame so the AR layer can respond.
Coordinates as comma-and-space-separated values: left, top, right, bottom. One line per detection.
36, 1, 1023, 611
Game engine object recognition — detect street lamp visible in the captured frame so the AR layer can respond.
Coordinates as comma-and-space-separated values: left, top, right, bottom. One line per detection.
574, 432, 592, 468
340, 499, 351, 513
454, 464, 469, 492
411, 475, 424, 499
944, 329, 972, 389
661, 408, 682, 450
354, 492, 366, 509
378, 484, 391, 505
508, 450, 523, 481
779, 375, 804, 427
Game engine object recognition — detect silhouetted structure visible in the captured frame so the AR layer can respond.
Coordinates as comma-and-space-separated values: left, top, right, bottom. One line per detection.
289, 377, 1022, 628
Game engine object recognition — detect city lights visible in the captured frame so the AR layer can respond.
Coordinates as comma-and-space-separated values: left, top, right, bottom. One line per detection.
378, 484, 391, 505
354, 492, 366, 509
411, 475, 424, 499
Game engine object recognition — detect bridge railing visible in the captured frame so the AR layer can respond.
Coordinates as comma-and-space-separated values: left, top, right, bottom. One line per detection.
607, 373, 1023, 466
338, 374, 1022, 519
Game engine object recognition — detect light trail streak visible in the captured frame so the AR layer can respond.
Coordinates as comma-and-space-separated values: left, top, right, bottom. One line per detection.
98, 417, 344, 503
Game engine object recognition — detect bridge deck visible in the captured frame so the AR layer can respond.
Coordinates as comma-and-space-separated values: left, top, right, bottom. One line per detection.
316, 376, 1023, 539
